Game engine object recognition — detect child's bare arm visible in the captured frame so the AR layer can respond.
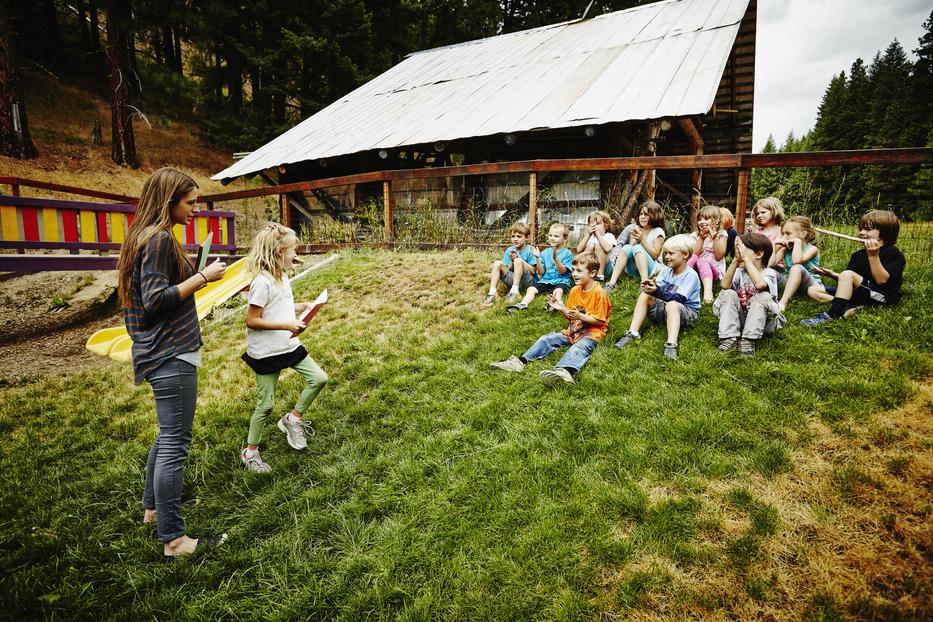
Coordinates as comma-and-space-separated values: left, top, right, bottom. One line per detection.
712, 229, 727, 261
246, 304, 305, 333
721, 257, 739, 290
864, 239, 891, 284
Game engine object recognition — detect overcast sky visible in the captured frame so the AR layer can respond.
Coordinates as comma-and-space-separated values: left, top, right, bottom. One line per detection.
753, 0, 930, 151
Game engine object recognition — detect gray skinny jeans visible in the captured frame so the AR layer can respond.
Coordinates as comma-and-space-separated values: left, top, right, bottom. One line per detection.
142, 358, 197, 543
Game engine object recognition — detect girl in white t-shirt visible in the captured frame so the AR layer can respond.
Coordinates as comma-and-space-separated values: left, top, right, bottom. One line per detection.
240, 223, 328, 473
575, 210, 616, 281
605, 200, 666, 291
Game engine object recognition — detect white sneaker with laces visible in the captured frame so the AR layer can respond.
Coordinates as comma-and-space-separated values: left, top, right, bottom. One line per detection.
277, 415, 311, 450
241, 448, 272, 473
490, 355, 525, 372
540, 368, 574, 386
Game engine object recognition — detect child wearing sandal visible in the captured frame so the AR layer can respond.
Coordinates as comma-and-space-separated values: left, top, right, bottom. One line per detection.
713, 233, 786, 357
605, 200, 666, 290
772, 215, 832, 311
614, 234, 701, 360
508, 223, 573, 312
687, 205, 728, 304
802, 210, 906, 327
491, 253, 610, 385
240, 223, 328, 473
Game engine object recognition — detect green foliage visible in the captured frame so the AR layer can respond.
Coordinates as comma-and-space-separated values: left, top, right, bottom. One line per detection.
0, 246, 930, 618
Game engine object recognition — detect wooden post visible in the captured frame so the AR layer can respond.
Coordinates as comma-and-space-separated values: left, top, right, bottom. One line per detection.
11, 183, 19, 196
11, 183, 23, 253
645, 121, 661, 200
735, 168, 750, 233
280, 193, 289, 227
383, 180, 394, 241
528, 172, 537, 244
677, 117, 704, 219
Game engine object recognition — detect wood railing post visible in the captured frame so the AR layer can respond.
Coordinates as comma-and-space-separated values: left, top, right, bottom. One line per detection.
383, 180, 394, 241
280, 193, 289, 227
528, 171, 537, 244
735, 168, 750, 233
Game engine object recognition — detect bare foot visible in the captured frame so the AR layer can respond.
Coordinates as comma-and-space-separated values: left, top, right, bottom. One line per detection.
163, 535, 199, 557
143, 509, 157, 524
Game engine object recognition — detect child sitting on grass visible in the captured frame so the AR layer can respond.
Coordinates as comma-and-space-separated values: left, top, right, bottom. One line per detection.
240, 223, 328, 473
688, 205, 728, 304
508, 223, 573, 312
720, 207, 737, 259
614, 234, 701, 360
605, 200, 666, 291
482, 222, 538, 306
576, 210, 616, 282
749, 196, 785, 244
772, 215, 832, 311
713, 233, 786, 356
490, 253, 611, 385
802, 210, 905, 326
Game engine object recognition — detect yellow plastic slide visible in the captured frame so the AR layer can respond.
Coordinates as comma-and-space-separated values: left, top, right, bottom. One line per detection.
86, 257, 253, 362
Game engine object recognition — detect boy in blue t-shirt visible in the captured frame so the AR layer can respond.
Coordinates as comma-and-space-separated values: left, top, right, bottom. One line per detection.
613, 234, 701, 360
508, 223, 573, 312
482, 222, 538, 306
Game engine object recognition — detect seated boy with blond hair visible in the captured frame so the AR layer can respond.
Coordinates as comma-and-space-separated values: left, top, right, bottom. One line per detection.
482, 222, 538, 306
614, 234, 700, 360
713, 232, 786, 356
490, 253, 611, 385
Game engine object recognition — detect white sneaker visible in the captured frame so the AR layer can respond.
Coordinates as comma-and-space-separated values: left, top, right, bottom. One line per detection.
490, 355, 524, 372
277, 415, 311, 450
540, 368, 574, 386
241, 448, 272, 473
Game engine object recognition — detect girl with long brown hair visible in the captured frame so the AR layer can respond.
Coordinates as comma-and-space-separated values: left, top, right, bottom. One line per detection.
118, 167, 227, 560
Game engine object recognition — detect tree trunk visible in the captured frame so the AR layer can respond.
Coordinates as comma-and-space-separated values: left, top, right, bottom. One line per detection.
171, 25, 182, 72
0, 0, 38, 158
76, 0, 89, 49
41, 0, 61, 65
106, 0, 138, 168
161, 24, 174, 69
89, 2, 101, 53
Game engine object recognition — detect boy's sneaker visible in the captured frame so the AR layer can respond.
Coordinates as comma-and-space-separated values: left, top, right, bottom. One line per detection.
801, 312, 833, 327
614, 331, 640, 349
277, 415, 310, 450
481, 293, 496, 306
504, 291, 520, 304
739, 339, 757, 357
490, 355, 524, 372
507, 302, 528, 312
718, 337, 739, 353
241, 449, 272, 473
540, 368, 574, 386
663, 342, 679, 360
843, 305, 863, 319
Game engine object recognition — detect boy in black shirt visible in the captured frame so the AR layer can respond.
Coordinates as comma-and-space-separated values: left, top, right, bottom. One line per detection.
802, 210, 905, 326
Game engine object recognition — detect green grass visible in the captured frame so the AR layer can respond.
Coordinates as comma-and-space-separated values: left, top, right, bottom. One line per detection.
0, 248, 931, 620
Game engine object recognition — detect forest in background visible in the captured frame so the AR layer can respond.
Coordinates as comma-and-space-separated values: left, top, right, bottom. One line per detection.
1, 2, 931, 220
752, 12, 933, 221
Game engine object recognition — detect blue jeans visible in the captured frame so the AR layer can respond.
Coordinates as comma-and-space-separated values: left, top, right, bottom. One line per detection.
522, 333, 598, 372
142, 358, 198, 543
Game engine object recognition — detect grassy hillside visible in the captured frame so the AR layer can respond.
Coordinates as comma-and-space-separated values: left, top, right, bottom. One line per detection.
0, 249, 930, 620
0, 67, 243, 199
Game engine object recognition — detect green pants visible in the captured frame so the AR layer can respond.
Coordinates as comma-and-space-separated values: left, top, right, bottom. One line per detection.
247, 356, 327, 446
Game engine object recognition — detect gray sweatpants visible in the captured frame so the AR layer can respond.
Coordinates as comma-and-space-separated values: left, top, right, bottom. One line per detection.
713, 289, 786, 340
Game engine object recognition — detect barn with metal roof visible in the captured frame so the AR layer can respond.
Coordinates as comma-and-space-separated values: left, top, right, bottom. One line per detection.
214, 0, 756, 218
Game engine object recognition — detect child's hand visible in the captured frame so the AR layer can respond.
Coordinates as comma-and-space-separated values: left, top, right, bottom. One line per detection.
738, 240, 756, 263
812, 266, 838, 279
530, 245, 541, 258
201, 258, 227, 282
594, 222, 606, 236
547, 292, 565, 312
631, 226, 642, 241
286, 319, 307, 334
863, 238, 881, 255
641, 278, 657, 294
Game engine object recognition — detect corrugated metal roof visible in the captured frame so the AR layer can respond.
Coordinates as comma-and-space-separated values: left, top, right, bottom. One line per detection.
214, 0, 750, 181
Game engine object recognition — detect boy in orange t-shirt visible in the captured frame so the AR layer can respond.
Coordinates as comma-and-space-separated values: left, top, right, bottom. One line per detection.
490, 254, 611, 385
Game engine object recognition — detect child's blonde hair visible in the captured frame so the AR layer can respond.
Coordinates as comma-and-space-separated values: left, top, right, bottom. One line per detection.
783, 215, 817, 243
586, 210, 614, 231
247, 222, 299, 282
693, 205, 723, 232
548, 222, 569, 239
753, 197, 785, 226
663, 234, 694, 257
509, 222, 531, 236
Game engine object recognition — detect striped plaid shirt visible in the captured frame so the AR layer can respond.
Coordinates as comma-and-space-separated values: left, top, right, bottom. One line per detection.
124, 231, 201, 385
